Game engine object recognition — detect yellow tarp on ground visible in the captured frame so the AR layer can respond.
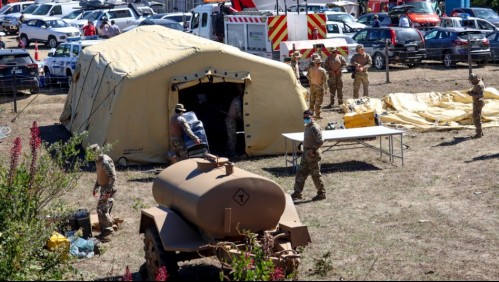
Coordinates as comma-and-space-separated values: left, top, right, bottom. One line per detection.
344, 88, 499, 131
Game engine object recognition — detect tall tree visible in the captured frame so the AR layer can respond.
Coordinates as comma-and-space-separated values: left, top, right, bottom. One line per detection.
472, 0, 499, 11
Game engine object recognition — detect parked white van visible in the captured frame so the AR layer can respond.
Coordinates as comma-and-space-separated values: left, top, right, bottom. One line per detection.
26, 0, 81, 20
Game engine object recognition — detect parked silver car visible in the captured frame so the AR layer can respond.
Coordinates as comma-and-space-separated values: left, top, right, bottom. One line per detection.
486, 31, 499, 62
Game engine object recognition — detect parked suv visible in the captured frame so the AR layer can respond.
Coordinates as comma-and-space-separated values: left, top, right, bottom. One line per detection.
43, 36, 104, 84
352, 26, 426, 69
0, 49, 39, 94
439, 16, 498, 35
424, 27, 491, 67
19, 17, 81, 48
450, 7, 499, 28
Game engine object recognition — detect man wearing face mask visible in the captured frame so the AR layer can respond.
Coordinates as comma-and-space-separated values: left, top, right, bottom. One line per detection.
291, 110, 326, 201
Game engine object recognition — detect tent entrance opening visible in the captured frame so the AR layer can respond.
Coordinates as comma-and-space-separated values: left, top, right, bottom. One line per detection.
179, 82, 245, 157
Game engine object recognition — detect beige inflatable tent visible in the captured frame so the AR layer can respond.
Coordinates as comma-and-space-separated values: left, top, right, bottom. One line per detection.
60, 26, 308, 164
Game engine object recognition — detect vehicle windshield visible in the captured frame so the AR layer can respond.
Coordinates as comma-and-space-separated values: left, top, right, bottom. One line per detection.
32, 4, 53, 16
148, 13, 165, 19
161, 22, 183, 30
46, 19, 70, 28
473, 9, 499, 19
396, 29, 422, 43
0, 5, 12, 14
82, 10, 103, 21
327, 13, 356, 23
163, 15, 190, 22
63, 10, 83, 20
458, 31, 485, 40
139, 19, 155, 26
0, 54, 32, 65
408, 2, 434, 14
21, 5, 39, 14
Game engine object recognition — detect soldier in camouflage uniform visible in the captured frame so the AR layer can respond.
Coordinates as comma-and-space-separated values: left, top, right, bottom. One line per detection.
90, 144, 117, 242
290, 51, 302, 82
291, 110, 327, 201
225, 92, 243, 157
169, 104, 201, 161
350, 44, 372, 99
307, 57, 328, 119
467, 73, 485, 138
324, 47, 347, 108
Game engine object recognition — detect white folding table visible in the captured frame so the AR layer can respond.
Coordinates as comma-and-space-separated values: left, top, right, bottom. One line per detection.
282, 126, 405, 170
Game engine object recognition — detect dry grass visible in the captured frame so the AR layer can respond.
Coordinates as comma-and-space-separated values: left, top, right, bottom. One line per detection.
0, 63, 498, 281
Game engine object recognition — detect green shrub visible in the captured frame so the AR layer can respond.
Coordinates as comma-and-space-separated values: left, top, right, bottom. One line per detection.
0, 122, 87, 280
219, 231, 288, 281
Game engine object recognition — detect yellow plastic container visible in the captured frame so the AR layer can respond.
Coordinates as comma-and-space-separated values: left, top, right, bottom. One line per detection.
344, 111, 375, 128
46, 232, 70, 253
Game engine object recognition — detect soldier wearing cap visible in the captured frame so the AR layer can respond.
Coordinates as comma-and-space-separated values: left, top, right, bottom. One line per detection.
324, 47, 347, 109
290, 51, 302, 82
350, 44, 372, 99
89, 144, 117, 242
291, 110, 326, 201
169, 104, 201, 161
467, 73, 485, 138
307, 56, 328, 119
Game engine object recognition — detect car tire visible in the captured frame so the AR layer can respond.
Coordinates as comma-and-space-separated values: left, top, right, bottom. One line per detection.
373, 53, 385, 70
407, 60, 421, 68
66, 69, 73, 86
20, 34, 30, 48
48, 36, 58, 49
143, 227, 179, 281
30, 87, 39, 94
44, 68, 53, 85
477, 60, 488, 67
443, 52, 455, 68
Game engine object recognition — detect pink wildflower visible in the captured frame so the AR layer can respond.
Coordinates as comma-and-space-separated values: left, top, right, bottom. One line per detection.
8, 137, 22, 186
122, 266, 133, 281
155, 266, 168, 281
270, 267, 285, 281
29, 121, 41, 187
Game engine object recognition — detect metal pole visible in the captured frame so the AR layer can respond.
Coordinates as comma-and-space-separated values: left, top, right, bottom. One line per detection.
467, 38, 472, 75
12, 65, 17, 113
385, 40, 390, 83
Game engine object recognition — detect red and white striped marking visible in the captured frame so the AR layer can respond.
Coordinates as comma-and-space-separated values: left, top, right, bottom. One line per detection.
226, 16, 266, 23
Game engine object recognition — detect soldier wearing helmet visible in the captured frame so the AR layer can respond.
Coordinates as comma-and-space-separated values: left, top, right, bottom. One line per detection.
467, 73, 485, 138
324, 47, 347, 109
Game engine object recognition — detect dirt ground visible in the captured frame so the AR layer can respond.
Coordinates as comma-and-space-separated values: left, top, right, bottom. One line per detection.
0, 37, 498, 280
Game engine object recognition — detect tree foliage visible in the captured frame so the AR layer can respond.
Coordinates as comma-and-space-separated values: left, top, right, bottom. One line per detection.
472, 0, 499, 11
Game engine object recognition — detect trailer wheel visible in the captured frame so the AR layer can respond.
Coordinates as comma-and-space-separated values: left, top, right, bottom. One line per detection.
144, 227, 179, 281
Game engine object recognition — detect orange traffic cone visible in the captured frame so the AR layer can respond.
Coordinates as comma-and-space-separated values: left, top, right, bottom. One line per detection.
34, 41, 39, 61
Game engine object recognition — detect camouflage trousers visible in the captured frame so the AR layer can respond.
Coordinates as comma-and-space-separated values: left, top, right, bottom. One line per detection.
309, 84, 325, 117
293, 149, 325, 196
171, 137, 188, 161
328, 74, 344, 106
97, 185, 116, 234
473, 98, 485, 135
225, 117, 237, 157
353, 72, 369, 99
